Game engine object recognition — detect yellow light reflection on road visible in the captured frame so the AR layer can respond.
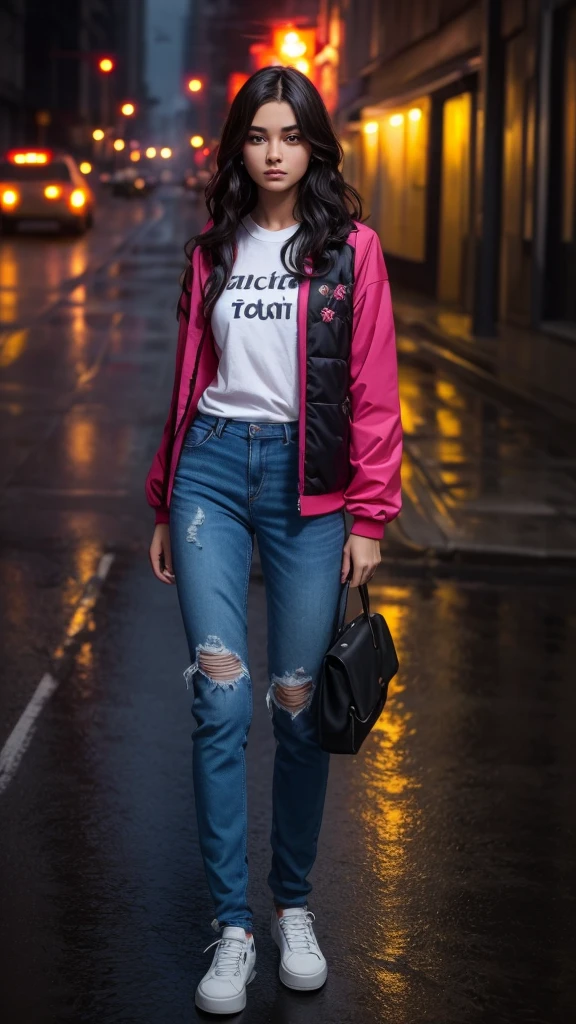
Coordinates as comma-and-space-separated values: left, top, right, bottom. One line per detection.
354, 584, 419, 987
66, 415, 96, 469
435, 406, 462, 438
435, 378, 465, 408
0, 328, 28, 368
398, 368, 427, 436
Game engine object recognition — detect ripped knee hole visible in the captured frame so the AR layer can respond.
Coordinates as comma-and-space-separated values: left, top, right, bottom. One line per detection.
198, 650, 243, 682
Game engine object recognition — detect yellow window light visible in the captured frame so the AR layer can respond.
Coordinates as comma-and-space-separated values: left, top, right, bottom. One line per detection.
44, 185, 62, 199
145, 146, 157, 158
1, 189, 19, 207
190, 135, 204, 148
79, 162, 92, 174
363, 121, 379, 135
389, 113, 404, 127
70, 189, 86, 209
113, 139, 125, 151
92, 128, 105, 141
408, 107, 422, 122
130, 150, 141, 162
160, 147, 172, 159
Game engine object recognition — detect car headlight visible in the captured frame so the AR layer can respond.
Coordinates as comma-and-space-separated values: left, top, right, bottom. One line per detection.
69, 189, 86, 209
1, 188, 19, 208
44, 185, 62, 199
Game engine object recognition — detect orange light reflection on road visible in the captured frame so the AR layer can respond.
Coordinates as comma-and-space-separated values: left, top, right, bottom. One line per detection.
0, 246, 18, 325
66, 415, 96, 470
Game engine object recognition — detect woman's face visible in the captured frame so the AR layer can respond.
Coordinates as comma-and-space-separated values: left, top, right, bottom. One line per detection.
242, 100, 312, 194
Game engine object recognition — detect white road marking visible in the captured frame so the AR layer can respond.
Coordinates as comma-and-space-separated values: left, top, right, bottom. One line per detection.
0, 552, 115, 796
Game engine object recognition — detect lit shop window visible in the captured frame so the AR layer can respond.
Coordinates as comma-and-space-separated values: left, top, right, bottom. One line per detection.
361, 97, 430, 262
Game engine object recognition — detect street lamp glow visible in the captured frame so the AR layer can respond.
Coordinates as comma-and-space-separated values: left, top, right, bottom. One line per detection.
190, 135, 204, 148
363, 121, 378, 134
145, 146, 157, 158
92, 128, 105, 141
79, 162, 92, 174
121, 102, 135, 117
99, 57, 114, 73
160, 147, 172, 159
389, 113, 404, 127
113, 139, 125, 151
187, 78, 202, 92
408, 107, 422, 122
130, 150, 141, 162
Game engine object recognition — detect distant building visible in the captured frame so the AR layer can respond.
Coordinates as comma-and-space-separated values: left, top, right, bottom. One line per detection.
0, 0, 148, 154
0, 0, 26, 151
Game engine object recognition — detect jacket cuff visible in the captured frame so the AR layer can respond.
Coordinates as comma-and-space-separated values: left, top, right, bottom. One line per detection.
154, 508, 170, 525
350, 516, 386, 540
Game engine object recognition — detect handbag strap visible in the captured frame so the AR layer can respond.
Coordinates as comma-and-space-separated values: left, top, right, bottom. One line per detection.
336, 579, 350, 633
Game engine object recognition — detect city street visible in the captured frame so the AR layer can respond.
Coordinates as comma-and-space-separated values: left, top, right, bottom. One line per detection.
1, 188, 574, 1023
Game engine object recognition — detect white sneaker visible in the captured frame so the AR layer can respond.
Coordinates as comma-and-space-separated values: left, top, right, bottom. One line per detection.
271, 906, 327, 990
195, 926, 256, 1014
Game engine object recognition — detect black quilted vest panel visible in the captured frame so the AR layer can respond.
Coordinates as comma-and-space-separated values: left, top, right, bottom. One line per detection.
304, 240, 356, 494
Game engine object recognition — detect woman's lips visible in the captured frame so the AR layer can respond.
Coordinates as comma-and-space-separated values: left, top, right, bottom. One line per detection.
264, 170, 287, 176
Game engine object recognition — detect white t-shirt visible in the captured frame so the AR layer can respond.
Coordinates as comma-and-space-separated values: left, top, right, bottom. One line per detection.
197, 214, 300, 422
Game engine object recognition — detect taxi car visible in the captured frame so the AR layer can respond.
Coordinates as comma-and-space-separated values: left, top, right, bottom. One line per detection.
0, 149, 95, 234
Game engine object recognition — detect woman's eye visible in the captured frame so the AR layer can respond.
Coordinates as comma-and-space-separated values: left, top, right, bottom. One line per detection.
247, 135, 264, 144
286, 134, 302, 143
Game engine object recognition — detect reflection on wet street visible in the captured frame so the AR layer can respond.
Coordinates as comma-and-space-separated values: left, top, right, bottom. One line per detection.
1, 191, 574, 1023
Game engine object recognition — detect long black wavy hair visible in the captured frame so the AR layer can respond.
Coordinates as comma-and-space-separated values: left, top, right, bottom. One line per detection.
178, 65, 362, 320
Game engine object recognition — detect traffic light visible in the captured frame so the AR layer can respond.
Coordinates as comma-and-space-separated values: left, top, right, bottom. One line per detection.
271, 27, 316, 81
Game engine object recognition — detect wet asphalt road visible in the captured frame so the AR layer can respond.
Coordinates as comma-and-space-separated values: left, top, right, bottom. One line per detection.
1, 191, 575, 1024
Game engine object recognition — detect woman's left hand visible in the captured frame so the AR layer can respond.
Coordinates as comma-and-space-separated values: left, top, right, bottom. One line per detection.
340, 534, 381, 587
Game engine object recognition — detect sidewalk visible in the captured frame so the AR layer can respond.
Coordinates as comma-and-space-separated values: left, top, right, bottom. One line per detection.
390, 290, 576, 562
393, 288, 576, 424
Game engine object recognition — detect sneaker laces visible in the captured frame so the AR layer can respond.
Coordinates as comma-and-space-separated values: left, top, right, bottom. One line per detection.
279, 909, 320, 955
202, 936, 247, 977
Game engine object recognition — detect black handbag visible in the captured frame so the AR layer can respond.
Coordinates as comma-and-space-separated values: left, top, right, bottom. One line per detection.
318, 581, 399, 754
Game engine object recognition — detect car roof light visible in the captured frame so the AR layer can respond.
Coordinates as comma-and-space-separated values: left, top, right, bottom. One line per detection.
7, 149, 52, 165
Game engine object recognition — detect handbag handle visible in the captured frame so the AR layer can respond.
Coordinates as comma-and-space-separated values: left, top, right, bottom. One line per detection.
336, 581, 379, 650
359, 583, 379, 649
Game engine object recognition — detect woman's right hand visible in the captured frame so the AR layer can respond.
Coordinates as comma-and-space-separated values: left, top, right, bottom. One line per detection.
149, 523, 176, 585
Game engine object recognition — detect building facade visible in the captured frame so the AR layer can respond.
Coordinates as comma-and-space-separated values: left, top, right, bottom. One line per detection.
332, 0, 576, 337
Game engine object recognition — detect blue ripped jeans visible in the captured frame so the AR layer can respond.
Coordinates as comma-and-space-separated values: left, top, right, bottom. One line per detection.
170, 412, 347, 933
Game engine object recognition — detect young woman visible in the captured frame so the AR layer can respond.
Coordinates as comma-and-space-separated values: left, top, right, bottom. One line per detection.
146, 65, 402, 1014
